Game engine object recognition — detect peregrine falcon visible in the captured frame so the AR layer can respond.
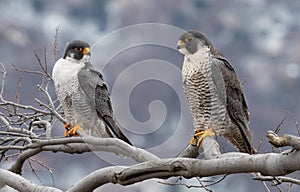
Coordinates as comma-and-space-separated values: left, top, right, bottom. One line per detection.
52, 40, 132, 145
177, 31, 255, 154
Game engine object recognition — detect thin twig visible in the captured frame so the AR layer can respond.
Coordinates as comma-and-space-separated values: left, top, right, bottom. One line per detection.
14, 77, 22, 104
158, 179, 211, 190
196, 177, 213, 192
53, 25, 60, 61
11, 64, 48, 77
253, 175, 300, 185
287, 112, 300, 137
36, 84, 65, 123
28, 158, 43, 184
198, 175, 228, 187
274, 116, 287, 134
33, 48, 52, 80
44, 46, 48, 73
0, 63, 7, 96
29, 157, 55, 186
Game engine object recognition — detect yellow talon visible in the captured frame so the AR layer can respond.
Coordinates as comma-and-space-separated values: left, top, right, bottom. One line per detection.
189, 137, 196, 145
189, 128, 215, 147
64, 123, 71, 137
64, 124, 84, 137
64, 131, 69, 137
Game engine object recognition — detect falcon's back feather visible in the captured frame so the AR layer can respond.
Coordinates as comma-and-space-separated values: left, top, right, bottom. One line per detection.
212, 55, 255, 154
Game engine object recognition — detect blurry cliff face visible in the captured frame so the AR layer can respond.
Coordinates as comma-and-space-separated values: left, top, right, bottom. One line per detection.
0, 0, 299, 191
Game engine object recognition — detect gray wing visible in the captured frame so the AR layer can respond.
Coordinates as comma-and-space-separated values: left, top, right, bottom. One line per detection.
211, 56, 255, 154
77, 67, 132, 145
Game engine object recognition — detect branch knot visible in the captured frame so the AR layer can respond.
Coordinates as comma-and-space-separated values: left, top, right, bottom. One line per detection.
170, 161, 186, 172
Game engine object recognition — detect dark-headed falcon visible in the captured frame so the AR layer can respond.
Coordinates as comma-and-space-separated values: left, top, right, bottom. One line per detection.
52, 40, 132, 145
177, 31, 255, 154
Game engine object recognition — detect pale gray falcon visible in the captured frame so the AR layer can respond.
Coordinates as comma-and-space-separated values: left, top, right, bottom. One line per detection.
177, 30, 255, 154
52, 40, 132, 145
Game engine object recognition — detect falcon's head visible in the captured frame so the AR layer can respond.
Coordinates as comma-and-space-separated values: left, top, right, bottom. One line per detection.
63, 40, 91, 63
176, 30, 213, 55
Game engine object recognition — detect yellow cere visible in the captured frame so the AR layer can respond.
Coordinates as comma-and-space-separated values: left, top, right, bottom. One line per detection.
83, 47, 90, 55
177, 40, 184, 45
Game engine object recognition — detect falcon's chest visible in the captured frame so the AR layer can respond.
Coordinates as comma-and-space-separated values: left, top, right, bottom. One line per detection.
182, 48, 212, 83
52, 58, 84, 96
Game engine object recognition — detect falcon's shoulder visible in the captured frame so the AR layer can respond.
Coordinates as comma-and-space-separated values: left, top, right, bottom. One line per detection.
211, 55, 250, 124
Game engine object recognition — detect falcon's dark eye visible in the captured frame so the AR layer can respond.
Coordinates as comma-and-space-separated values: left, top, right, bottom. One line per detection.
185, 37, 193, 42
75, 47, 83, 52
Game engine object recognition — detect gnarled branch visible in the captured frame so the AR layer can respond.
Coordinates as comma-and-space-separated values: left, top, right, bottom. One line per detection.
267, 130, 300, 150
7, 137, 159, 174
68, 150, 300, 191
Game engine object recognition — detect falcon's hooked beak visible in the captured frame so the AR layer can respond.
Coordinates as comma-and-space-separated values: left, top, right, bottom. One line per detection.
83, 47, 90, 55
81, 47, 91, 63
176, 40, 185, 50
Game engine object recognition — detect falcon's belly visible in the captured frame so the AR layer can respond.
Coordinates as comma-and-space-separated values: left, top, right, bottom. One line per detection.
182, 51, 228, 136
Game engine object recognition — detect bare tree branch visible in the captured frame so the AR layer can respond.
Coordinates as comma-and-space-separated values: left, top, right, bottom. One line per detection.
253, 174, 300, 185
267, 130, 300, 150
3, 139, 300, 191
68, 150, 300, 191
158, 175, 227, 191
32, 120, 52, 137
33, 48, 52, 80
6, 137, 159, 174
0, 116, 37, 138
36, 84, 65, 124
53, 26, 60, 61
8, 148, 42, 174
11, 64, 48, 78
0, 169, 62, 192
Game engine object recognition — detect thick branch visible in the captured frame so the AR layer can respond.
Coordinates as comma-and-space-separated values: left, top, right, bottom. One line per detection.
67, 166, 126, 192
7, 137, 159, 174
8, 148, 42, 174
68, 150, 300, 191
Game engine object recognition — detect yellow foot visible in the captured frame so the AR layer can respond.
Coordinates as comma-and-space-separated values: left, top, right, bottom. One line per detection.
64, 124, 84, 137
189, 128, 215, 147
